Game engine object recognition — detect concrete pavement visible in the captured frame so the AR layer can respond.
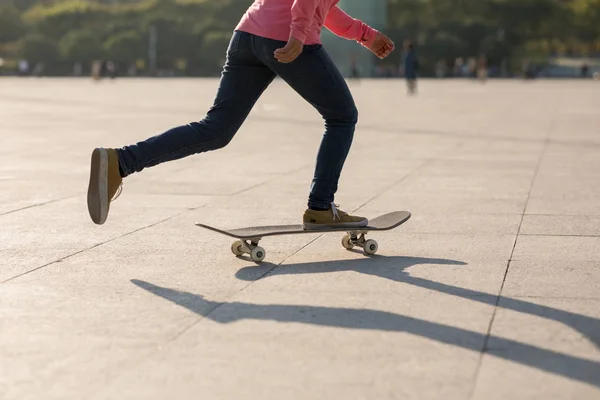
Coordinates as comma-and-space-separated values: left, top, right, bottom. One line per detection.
1, 77, 599, 399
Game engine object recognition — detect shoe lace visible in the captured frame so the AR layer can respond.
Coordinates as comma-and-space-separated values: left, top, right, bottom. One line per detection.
330, 202, 347, 220
112, 183, 123, 201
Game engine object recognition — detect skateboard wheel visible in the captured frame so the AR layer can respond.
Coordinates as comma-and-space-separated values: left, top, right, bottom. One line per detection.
231, 240, 245, 256
250, 246, 266, 262
364, 239, 378, 255
341, 234, 354, 250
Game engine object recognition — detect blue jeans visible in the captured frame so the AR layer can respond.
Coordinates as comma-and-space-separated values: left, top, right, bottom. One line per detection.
117, 31, 358, 209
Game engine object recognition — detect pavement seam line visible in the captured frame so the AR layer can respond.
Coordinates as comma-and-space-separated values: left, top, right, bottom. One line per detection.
1, 208, 201, 283
519, 233, 600, 238
353, 139, 470, 213
0, 195, 77, 217
229, 165, 310, 197
508, 295, 600, 300
165, 235, 325, 342
468, 95, 557, 400
524, 213, 600, 217
130, 235, 326, 375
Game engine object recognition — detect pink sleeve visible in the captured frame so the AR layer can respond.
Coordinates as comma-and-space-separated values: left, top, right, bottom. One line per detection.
324, 6, 379, 48
290, 0, 319, 43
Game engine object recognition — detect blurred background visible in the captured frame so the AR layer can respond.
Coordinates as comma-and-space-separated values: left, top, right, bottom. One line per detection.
0, 0, 599, 79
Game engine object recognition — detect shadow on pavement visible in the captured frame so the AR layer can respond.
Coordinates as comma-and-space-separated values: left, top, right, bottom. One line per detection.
236, 256, 600, 349
131, 255, 600, 388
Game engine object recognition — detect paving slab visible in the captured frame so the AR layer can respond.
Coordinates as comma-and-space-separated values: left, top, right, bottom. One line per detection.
487, 298, 600, 360
472, 298, 600, 400
512, 235, 600, 262
503, 260, 600, 298
473, 354, 600, 400
520, 215, 600, 236
526, 198, 600, 217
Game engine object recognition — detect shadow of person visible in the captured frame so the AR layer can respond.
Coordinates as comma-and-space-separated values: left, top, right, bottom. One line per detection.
131, 278, 600, 388
235, 256, 600, 350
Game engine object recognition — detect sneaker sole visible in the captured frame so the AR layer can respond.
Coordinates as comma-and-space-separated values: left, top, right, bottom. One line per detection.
87, 148, 108, 225
303, 219, 369, 230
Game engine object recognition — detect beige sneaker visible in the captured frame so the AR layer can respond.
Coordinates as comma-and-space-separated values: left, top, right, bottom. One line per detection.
87, 148, 123, 225
303, 203, 368, 230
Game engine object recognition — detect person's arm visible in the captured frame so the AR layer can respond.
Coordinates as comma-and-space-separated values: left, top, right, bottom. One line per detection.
324, 6, 395, 59
276, 0, 319, 63
324, 6, 378, 48
290, 0, 319, 43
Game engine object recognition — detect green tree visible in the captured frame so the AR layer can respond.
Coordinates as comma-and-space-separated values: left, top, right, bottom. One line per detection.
7, 0, 39, 12
201, 30, 231, 69
59, 29, 104, 63
104, 30, 143, 65
18, 33, 59, 64
0, 6, 25, 43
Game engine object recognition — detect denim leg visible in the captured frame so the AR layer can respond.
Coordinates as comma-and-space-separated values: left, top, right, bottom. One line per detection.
117, 32, 276, 177
253, 38, 358, 209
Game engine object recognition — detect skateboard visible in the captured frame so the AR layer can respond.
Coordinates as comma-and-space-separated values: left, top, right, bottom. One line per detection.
195, 211, 411, 262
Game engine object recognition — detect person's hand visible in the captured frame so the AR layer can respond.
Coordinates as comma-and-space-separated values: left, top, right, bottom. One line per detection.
368, 33, 395, 59
274, 38, 304, 63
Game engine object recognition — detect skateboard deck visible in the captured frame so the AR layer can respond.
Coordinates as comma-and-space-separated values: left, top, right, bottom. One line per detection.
195, 211, 411, 262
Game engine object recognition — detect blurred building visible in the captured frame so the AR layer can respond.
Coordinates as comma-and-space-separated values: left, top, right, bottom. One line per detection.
322, 0, 388, 77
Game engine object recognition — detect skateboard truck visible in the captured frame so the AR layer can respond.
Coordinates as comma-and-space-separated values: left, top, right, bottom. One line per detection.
231, 238, 266, 262
341, 232, 378, 255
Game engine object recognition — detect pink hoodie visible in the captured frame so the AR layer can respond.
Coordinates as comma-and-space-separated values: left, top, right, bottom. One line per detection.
235, 0, 379, 48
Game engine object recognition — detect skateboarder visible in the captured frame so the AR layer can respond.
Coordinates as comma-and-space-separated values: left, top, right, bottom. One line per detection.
87, 0, 395, 229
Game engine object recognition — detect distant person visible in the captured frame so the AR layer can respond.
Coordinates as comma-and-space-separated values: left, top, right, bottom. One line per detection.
349, 57, 360, 81
73, 62, 83, 76
32, 63, 44, 77
127, 64, 137, 77
100, 60, 108, 78
467, 57, 477, 79
91, 60, 102, 81
18, 60, 29, 76
435, 60, 446, 78
522, 60, 530, 79
454, 57, 464, 77
581, 64, 589, 78
402, 40, 418, 95
477, 54, 487, 83
86, 0, 395, 229
106, 61, 117, 79
522, 59, 535, 80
